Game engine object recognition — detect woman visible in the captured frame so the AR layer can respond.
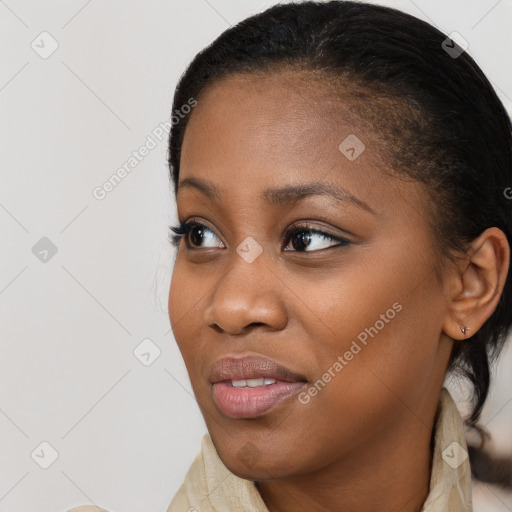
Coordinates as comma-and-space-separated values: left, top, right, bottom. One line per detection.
68, 1, 512, 512
165, 1, 512, 511
67, 2, 511, 512
164, 1, 512, 512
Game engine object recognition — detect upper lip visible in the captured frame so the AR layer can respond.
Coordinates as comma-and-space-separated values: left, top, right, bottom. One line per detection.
209, 355, 308, 384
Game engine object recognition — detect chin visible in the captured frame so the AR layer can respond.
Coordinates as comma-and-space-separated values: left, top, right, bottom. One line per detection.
222, 457, 287, 481
215, 442, 299, 481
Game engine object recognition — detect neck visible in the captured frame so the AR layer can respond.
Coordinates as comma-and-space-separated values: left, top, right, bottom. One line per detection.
256, 406, 437, 512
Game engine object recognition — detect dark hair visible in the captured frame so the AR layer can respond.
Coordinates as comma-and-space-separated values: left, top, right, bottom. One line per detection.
168, 0, 512, 488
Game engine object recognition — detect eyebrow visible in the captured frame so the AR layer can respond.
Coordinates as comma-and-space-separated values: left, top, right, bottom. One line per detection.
177, 176, 376, 215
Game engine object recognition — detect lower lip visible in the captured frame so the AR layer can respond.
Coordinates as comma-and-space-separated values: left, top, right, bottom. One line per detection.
211, 380, 306, 419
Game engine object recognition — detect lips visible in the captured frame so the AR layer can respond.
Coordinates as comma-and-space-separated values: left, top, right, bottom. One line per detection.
209, 355, 307, 384
209, 355, 308, 419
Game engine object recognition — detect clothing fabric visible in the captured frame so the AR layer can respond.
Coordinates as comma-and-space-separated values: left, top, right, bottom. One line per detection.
167, 388, 473, 511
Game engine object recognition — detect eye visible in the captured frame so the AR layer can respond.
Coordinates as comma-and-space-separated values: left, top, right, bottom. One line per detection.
283, 225, 350, 252
168, 220, 224, 249
169, 221, 350, 253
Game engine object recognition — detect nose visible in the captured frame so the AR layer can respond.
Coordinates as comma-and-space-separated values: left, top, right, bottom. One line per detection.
203, 249, 288, 335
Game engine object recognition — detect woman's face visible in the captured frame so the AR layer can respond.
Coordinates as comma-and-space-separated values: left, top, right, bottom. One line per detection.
168, 70, 454, 480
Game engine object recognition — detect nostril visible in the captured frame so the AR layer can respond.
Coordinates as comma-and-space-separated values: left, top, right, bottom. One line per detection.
248, 322, 266, 328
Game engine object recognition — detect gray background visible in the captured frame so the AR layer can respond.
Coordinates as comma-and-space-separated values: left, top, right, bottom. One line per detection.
0, 0, 511, 511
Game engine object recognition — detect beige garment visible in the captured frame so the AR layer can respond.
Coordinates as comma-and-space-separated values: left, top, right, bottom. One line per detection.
66, 388, 472, 511
166, 388, 473, 512
66, 508, 110, 512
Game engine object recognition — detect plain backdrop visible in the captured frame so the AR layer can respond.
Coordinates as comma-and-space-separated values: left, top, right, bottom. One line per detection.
0, 0, 511, 511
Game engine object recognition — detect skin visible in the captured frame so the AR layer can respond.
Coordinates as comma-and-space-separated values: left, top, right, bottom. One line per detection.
168, 70, 509, 512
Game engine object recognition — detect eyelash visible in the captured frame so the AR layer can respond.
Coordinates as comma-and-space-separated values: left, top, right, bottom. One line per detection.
168, 219, 350, 252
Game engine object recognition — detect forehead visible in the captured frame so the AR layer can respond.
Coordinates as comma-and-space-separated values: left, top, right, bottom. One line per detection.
183, 70, 371, 166
178, 70, 426, 220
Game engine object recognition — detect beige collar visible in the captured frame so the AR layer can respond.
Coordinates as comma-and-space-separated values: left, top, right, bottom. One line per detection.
421, 388, 473, 511
167, 387, 472, 511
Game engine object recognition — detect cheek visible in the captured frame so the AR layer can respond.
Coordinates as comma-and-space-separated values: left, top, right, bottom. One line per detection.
278, 248, 413, 359
168, 265, 185, 343
293, 242, 445, 404
309, 267, 444, 426
168, 260, 203, 359
168, 264, 183, 329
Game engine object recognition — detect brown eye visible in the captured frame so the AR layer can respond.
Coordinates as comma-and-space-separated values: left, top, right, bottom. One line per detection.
189, 224, 206, 246
171, 220, 224, 249
284, 226, 350, 252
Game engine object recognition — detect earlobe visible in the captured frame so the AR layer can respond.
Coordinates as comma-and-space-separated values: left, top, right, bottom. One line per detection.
460, 325, 470, 337
442, 227, 510, 341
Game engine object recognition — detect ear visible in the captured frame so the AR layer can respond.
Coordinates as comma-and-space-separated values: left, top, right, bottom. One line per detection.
442, 227, 510, 340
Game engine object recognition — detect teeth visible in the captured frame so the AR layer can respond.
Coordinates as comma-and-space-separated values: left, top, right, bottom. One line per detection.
230, 378, 277, 387
247, 378, 265, 387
